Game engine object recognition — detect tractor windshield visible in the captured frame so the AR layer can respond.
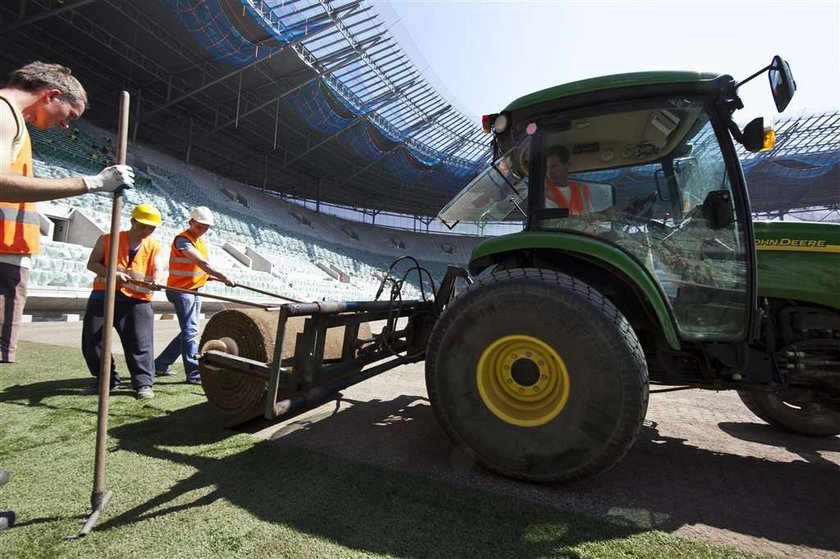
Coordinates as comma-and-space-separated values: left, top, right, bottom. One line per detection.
437, 139, 530, 228
533, 97, 750, 339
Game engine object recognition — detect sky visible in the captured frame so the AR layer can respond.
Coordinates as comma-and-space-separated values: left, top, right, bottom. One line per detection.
383, 0, 840, 125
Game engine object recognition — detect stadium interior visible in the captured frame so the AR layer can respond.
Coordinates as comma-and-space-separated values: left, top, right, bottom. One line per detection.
0, 1, 837, 316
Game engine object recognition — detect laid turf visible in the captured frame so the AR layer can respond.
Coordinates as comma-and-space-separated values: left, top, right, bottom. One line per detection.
0, 340, 765, 558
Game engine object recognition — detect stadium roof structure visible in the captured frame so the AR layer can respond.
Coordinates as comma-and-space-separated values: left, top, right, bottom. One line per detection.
1, 2, 837, 223
0, 0, 491, 217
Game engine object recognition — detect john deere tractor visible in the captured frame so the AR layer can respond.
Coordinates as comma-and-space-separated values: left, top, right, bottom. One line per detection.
430, 55, 840, 482
199, 56, 838, 485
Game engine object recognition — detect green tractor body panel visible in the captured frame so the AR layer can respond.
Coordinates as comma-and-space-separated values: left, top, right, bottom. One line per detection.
504, 71, 721, 112
469, 232, 681, 350
754, 221, 840, 310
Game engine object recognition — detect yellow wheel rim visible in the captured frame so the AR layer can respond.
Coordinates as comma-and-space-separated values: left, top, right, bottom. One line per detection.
476, 335, 570, 427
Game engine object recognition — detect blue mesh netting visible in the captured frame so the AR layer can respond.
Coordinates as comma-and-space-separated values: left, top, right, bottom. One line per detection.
368, 115, 405, 144
378, 150, 429, 183
284, 81, 355, 135
159, 1, 498, 191
743, 153, 840, 212
406, 145, 444, 167
162, 0, 275, 65
339, 121, 386, 161
162, 0, 335, 66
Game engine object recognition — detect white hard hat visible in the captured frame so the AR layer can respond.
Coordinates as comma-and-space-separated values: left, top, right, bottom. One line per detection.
190, 206, 214, 226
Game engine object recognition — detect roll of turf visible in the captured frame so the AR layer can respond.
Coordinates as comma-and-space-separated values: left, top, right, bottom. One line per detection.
199, 309, 370, 425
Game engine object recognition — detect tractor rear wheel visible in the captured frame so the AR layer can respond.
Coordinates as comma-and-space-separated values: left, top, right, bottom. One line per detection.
737, 390, 840, 437
425, 268, 649, 483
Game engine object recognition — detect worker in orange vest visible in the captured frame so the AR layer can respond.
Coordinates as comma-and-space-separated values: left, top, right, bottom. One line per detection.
544, 145, 592, 215
82, 204, 164, 399
155, 207, 235, 385
0, 61, 134, 363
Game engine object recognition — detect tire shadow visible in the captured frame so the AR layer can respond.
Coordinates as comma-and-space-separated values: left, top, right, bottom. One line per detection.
105, 393, 840, 556
255, 397, 840, 554
101, 399, 642, 558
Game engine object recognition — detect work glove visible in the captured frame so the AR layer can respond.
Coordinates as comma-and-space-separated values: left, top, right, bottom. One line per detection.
82, 165, 135, 193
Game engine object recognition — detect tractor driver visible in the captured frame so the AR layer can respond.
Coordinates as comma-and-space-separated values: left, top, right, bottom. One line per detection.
544, 145, 593, 215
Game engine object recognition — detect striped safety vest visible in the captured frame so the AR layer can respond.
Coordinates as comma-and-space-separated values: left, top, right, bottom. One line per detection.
0, 95, 40, 255
546, 180, 592, 216
166, 230, 209, 290
92, 231, 161, 302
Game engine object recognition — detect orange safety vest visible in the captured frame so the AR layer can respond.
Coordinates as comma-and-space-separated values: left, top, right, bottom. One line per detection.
0, 95, 40, 255
92, 231, 161, 301
546, 180, 591, 216
166, 230, 209, 289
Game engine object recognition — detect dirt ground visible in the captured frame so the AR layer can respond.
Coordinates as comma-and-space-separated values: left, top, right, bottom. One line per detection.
20, 320, 840, 558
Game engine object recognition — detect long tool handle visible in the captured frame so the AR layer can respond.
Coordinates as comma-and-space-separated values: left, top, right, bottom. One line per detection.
209, 277, 301, 303
91, 91, 130, 509
133, 281, 279, 309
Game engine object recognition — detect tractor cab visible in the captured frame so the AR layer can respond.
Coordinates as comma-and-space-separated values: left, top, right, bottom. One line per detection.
439, 56, 796, 343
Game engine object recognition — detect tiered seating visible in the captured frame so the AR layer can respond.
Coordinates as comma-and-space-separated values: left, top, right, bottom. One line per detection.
29, 121, 482, 304
30, 239, 92, 288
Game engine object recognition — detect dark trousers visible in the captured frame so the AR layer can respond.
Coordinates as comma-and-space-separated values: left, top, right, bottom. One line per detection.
81, 296, 155, 389
0, 263, 28, 363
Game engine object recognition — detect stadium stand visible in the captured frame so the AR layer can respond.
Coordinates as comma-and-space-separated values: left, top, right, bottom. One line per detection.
27, 120, 481, 314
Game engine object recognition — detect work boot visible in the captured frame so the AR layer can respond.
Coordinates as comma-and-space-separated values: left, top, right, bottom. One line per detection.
136, 386, 154, 400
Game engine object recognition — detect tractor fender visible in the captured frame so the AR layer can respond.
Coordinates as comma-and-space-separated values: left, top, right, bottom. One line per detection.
468, 232, 681, 350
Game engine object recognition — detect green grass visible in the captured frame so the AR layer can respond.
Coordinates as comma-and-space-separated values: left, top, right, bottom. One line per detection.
0, 341, 765, 558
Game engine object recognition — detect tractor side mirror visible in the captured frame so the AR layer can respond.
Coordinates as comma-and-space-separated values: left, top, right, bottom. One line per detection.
769, 55, 796, 113
701, 190, 734, 230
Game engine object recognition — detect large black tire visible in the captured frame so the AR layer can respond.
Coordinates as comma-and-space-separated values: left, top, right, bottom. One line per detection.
425, 268, 649, 483
737, 390, 840, 437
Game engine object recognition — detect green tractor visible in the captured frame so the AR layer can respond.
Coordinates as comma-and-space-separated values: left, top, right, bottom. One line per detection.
430, 55, 840, 483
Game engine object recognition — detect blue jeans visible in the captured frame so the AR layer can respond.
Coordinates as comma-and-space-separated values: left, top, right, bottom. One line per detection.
154, 290, 201, 381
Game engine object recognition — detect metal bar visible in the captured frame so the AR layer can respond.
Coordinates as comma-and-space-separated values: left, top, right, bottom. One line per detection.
273, 349, 412, 417
234, 73, 243, 129
265, 307, 290, 419
341, 322, 360, 361
272, 98, 280, 150
283, 299, 425, 317
130, 88, 141, 143
184, 117, 193, 163
309, 315, 329, 386
202, 352, 272, 381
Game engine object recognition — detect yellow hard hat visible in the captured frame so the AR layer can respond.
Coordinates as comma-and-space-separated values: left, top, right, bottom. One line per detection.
132, 204, 162, 226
